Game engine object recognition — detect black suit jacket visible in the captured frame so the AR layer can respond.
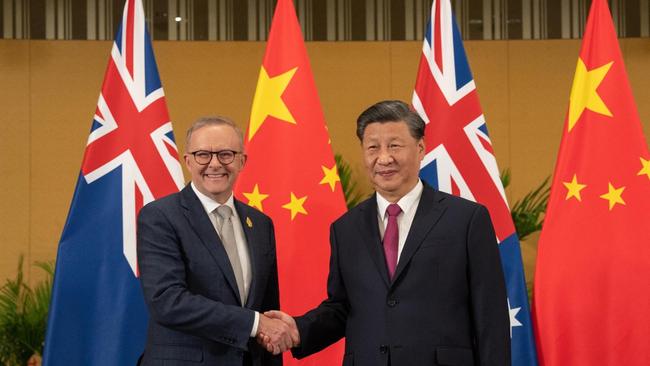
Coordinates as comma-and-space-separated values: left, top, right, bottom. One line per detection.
137, 185, 282, 366
292, 184, 510, 366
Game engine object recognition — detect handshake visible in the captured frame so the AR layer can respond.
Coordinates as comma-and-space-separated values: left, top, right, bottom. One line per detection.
256, 310, 300, 355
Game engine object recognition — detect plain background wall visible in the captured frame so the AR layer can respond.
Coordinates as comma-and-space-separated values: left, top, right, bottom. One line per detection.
1, 39, 650, 286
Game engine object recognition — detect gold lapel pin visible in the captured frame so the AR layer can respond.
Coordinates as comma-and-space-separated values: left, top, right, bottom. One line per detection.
246, 217, 253, 228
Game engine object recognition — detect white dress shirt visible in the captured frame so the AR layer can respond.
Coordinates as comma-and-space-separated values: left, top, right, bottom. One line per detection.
191, 183, 259, 337
376, 180, 424, 262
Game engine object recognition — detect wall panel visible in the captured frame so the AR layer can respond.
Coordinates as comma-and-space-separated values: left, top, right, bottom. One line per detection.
27, 40, 108, 282
2, 38, 650, 284
0, 40, 30, 284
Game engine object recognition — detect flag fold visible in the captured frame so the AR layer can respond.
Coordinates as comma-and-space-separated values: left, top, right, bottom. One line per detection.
43, 1, 183, 364
533, 0, 650, 364
413, 1, 538, 365
234, 0, 347, 364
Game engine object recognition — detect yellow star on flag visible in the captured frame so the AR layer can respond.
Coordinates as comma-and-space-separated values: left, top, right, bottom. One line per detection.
243, 184, 269, 212
563, 174, 587, 201
282, 192, 308, 220
568, 58, 613, 131
248, 66, 298, 141
319, 164, 340, 192
637, 157, 650, 180
599, 182, 626, 211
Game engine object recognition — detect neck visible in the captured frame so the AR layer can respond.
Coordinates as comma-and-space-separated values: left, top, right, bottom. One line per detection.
376, 179, 419, 203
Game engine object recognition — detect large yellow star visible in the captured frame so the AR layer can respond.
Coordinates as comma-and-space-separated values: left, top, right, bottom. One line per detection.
563, 174, 587, 201
568, 58, 613, 131
281, 192, 308, 220
319, 164, 340, 192
637, 157, 650, 180
599, 182, 625, 211
243, 184, 269, 212
248, 66, 298, 141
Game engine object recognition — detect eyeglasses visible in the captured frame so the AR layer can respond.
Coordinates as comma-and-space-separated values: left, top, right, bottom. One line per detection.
189, 150, 242, 165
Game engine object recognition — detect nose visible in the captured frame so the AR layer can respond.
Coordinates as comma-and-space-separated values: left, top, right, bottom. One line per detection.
376, 147, 394, 165
208, 153, 223, 168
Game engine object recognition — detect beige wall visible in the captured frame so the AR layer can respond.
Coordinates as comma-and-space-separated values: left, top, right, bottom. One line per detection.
1, 39, 649, 285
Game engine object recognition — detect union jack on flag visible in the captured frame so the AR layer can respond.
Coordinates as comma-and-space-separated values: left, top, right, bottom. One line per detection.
43, 1, 183, 365
413, 1, 538, 365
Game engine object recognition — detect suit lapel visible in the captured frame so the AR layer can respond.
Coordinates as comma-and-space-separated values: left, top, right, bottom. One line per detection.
357, 196, 391, 287
234, 200, 261, 308
180, 186, 242, 305
391, 185, 447, 285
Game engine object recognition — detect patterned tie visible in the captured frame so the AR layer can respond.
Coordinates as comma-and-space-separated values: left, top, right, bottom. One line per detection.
215, 205, 246, 304
383, 203, 402, 279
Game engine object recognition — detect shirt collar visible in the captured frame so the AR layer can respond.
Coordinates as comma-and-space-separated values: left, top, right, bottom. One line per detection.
190, 182, 237, 217
376, 179, 423, 221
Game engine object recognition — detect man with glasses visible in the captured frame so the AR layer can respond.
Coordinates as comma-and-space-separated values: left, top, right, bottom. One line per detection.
137, 116, 295, 366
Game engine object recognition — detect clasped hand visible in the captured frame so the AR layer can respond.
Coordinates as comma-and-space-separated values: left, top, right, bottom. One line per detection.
256, 310, 300, 355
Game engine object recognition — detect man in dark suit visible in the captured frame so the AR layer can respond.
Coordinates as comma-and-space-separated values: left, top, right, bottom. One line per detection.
263, 100, 510, 366
137, 116, 296, 366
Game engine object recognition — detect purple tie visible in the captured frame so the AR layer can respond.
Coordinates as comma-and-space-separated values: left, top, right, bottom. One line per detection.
383, 203, 402, 279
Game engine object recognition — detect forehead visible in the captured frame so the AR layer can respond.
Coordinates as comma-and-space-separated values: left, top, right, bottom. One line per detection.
188, 124, 242, 149
362, 120, 412, 141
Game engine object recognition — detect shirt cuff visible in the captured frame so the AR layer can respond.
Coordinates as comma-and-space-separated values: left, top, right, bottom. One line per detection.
250, 311, 260, 337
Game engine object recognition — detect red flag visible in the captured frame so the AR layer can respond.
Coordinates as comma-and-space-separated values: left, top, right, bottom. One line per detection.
234, 0, 346, 364
533, 1, 650, 365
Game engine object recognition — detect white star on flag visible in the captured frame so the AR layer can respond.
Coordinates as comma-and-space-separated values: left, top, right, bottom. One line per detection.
508, 298, 523, 338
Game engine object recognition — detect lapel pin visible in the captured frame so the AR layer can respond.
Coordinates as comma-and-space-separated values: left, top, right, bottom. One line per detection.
246, 217, 253, 228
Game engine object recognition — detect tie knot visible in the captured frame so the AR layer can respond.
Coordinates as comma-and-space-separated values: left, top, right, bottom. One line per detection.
386, 203, 402, 217
215, 205, 233, 220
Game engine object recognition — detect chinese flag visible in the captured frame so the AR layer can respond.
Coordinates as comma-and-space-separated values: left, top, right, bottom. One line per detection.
234, 0, 346, 364
533, 1, 650, 365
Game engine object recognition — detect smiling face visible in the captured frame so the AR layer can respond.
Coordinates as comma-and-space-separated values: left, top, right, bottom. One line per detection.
362, 120, 425, 202
184, 124, 246, 204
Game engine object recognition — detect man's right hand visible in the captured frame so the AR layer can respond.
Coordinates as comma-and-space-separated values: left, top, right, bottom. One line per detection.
256, 311, 300, 355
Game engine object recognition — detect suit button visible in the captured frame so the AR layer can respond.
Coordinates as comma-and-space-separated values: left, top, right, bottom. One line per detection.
387, 299, 398, 307
379, 345, 389, 354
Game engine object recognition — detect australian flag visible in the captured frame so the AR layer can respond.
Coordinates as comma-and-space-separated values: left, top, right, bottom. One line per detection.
42, 1, 184, 364
413, 1, 538, 365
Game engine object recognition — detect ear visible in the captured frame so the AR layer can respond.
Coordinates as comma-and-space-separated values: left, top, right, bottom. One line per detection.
417, 139, 426, 160
240, 153, 248, 168
183, 153, 192, 169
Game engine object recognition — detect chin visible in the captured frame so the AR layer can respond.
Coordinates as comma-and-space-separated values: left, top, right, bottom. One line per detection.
376, 186, 399, 195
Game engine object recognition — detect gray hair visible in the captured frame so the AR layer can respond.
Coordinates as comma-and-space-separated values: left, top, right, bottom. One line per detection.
185, 116, 245, 151
356, 100, 425, 141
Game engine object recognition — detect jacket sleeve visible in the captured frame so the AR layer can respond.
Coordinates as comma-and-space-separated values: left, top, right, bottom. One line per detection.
259, 220, 283, 366
292, 223, 349, 359
467, 205, 512, 366
137, 203, 255, 351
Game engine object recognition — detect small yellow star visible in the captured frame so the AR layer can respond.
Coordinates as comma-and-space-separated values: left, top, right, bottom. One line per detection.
248, 66, 298, 141
599, 182, 626, 211
637, 157, 650, 180
281, 192, 308, 220
568, 58, 613, 131
243, 184, 269, 212
563, 174, 587, 201
319, 164, 341, 192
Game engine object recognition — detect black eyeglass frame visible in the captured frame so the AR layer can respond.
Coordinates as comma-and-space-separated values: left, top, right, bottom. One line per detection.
189, 150, 243, 165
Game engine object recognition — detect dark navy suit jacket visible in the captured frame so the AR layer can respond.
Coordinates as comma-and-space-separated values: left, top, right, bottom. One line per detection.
137, 185, 281, 366
292, 184, 511, 366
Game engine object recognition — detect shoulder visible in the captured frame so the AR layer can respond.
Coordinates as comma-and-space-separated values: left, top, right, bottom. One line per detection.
432, 189, 484, 212
145, 190, 182, 209
422, 187, 492, 229
332, 195, 373, 227
139, 190, 183, 218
